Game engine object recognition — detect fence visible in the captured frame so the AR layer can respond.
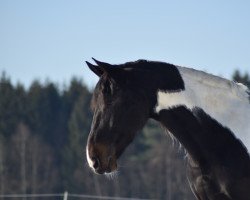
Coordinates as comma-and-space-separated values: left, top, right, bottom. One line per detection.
0, 192, 155, 200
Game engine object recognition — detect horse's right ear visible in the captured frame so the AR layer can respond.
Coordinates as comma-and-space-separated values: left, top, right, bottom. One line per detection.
86, 61, 103, 77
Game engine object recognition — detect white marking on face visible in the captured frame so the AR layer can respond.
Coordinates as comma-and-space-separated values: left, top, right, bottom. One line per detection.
86, 146, 94, 170
155, 66, 250, 151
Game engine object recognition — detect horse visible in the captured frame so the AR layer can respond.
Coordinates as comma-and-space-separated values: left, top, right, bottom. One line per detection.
85, 58, 250, 200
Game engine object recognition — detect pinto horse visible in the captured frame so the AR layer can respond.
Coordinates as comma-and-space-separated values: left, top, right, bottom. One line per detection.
85, 58, 250, 200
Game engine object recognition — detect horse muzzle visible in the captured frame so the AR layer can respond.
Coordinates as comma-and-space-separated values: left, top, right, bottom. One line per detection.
91, 156, 117, 174
86, 144, 118, 174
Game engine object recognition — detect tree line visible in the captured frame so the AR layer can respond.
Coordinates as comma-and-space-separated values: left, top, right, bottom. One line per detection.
0, 70, 249, 200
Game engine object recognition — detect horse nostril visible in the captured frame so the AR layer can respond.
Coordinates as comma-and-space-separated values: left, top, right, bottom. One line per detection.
92, 157, 100, 170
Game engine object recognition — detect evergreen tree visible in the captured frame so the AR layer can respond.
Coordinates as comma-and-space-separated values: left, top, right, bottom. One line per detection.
0, 73, 19, 137
26, 81, 62, 144
62, 79, 92, 192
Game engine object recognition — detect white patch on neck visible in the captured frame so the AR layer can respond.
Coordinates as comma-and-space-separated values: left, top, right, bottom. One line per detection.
86, 146, 94, 170
155, 66, 250, 151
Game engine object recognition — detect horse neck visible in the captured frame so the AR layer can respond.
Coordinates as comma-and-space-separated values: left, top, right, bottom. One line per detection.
157, 105, 250, 171
156, 106, 207, 164
155, 66, 250, 151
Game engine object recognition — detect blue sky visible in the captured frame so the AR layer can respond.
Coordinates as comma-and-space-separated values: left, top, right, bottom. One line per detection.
1, 0, 250, 89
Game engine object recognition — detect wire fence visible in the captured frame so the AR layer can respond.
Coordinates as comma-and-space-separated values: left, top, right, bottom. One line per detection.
0, 192, 156, 200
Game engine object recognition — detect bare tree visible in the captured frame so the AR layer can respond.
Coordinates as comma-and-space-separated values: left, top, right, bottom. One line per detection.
8, 122, 58, 197
12, 123, 29, 200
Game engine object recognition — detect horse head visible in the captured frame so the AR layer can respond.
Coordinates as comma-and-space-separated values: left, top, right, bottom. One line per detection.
85, 59, 152, 174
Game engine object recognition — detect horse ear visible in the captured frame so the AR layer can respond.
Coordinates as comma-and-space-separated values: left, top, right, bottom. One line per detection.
92, 58, 121, 77
92, 58, 112, 69
87, 58, 124, 81
92, 58, 113, 73
86, 61, 103, 77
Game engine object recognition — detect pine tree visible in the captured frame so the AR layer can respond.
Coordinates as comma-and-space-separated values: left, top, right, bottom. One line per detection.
61, 78, 93, 192
0, 72, 18, 137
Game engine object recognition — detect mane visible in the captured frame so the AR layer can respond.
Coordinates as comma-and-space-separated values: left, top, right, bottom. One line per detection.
178, 66, 250, 102
91, 58, 249, 107
122, 60, 250, 102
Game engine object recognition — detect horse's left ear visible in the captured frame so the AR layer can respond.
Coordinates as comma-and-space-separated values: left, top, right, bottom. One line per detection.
92, 58, 113, 73
92, 58, 124, 81
86, 58, 115, 77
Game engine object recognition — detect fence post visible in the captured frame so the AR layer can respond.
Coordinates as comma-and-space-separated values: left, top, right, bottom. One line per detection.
63, 191, 68, 200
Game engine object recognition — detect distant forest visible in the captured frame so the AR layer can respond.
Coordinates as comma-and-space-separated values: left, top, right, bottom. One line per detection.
0, 70, 249, 200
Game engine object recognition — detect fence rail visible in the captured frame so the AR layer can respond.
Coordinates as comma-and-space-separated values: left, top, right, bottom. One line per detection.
0, 192, 155, 200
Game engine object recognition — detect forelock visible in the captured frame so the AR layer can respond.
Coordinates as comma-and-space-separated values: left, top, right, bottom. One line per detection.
91, 75, 114, 111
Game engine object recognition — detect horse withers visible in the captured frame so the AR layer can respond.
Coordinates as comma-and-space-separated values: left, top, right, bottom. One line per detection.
85, 58, 250, 200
